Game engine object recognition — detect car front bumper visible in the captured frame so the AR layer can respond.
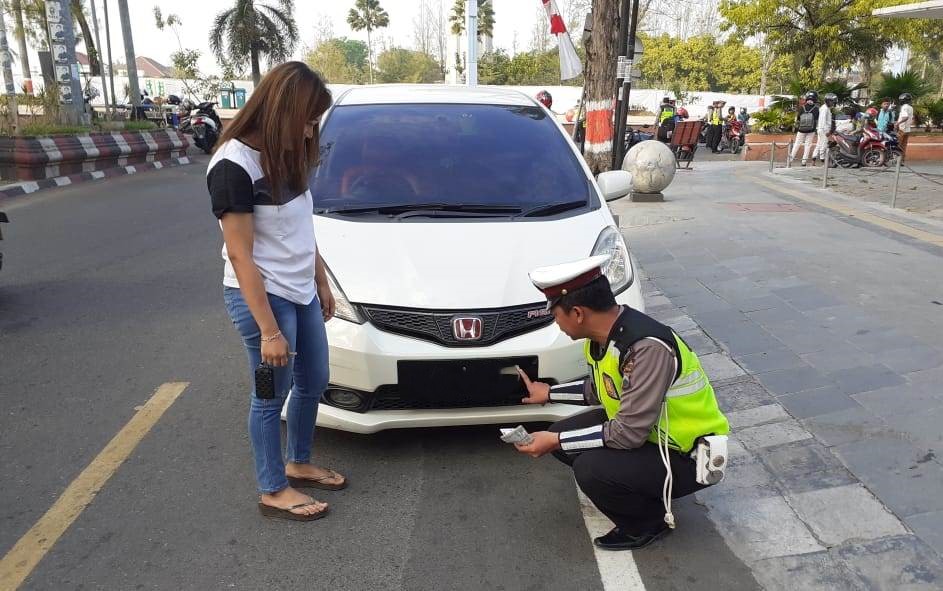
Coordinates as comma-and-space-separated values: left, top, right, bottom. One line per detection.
311, 279, 644, 433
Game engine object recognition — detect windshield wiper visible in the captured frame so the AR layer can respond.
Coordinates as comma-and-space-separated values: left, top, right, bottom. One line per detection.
517, 200, 586, 218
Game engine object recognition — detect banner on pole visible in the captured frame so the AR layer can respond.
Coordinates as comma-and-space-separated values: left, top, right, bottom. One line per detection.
540, 0, 583, 81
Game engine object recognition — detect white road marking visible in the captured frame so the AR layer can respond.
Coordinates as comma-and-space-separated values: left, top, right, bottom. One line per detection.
577, 489, 647, 590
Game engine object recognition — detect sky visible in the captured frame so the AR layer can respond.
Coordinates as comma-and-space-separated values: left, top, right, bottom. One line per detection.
89, 0, 553, 76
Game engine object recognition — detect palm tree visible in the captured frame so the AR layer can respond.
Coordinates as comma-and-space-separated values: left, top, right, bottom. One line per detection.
210, 0, 299, 86
449, 0, 494, 40
347, 0, 389, 84
875, 70, 933, 104
70, 0, 101, 76
10, 0, 32, 93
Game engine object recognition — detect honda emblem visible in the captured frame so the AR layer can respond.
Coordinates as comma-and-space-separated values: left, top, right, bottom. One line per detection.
452, 317, 483, 341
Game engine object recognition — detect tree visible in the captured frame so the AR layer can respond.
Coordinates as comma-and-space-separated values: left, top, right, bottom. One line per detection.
70, 0, 100, 75
719, 0, 894, 84
875, 70, 933, 103
347, 0, 389, 84
449, 0, 494, 39
210, 0, 299, 86
11, 0, 32, 93
153, 6, 183, 50
306, 37, 369, 84
376, 47, 441, 83
477, 49, 511, 84
581, 0, 621, 173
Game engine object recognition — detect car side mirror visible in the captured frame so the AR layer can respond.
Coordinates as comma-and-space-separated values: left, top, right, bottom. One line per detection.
596, 170, 632, 202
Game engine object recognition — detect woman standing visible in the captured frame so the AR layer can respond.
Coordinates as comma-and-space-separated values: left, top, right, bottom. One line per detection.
208, 62, 345, 521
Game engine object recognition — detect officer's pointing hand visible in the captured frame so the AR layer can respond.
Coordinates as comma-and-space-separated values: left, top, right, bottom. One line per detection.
517, 366, 550, 405
514, 431, 561, 458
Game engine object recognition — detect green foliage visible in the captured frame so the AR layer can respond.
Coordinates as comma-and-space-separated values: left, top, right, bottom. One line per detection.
347, 0, 390, 33
449, 0, 495, 38
874, 70, 933, 103
636, 34, 790, 93
924, 99, 943, 130
376, 48, 441, 84
749, 107, 795, 133
306, 38, 369, 84
121, 121, 159, 131
210, 0, 299, 84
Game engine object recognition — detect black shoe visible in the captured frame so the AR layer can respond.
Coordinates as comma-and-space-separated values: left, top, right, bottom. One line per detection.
593, 525, 671, 551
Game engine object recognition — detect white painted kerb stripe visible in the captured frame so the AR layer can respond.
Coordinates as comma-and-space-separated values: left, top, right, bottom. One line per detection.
578, 489, 646, 590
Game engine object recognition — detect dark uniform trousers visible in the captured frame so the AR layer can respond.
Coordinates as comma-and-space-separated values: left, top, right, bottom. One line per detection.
549, 409, 708, 536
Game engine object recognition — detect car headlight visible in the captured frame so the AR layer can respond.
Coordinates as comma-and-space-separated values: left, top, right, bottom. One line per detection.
325, 266, 364, 324
591, 226, 634, 295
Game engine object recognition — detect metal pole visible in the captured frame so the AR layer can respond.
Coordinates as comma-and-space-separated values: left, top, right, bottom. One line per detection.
0, 7, 19, 133
117, 0, 141, 117
465, 0, 478, 86
822, 147, 829, 188
103, 0, 117, 113
89, 0, 109, 116
769, 142, 775, 172
786, 140, 793, 168
891, 151, 902, 208
612, 0, 639, 170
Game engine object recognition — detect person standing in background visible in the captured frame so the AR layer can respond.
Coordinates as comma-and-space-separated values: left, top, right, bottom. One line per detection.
813, 93, 836, 164
876, 100, 893, 134
790, 92, 820, 167
895, 93, 915, 162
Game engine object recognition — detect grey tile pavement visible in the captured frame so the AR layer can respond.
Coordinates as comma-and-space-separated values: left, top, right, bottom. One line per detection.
752, 552, 866, 591
777, 386, 862, 420
879, 344, 943, 374
801, 406, 893, 448
756, 366, 835, 396
712, 377, 777, 412
737, 419, 814, 450
835, 535, 943, 590
771, 285, 843, 311
788, 484, 907, 546
734, 348, 808, 374
834, 436, 943, 518
760, 438, 857, 495
906, 511, 943, 558
825, 364, 906, 396
801, 347, 877, 373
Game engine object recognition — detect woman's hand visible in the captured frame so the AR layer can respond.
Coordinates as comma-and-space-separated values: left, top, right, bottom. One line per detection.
261, 333, 291, 367
317, 280, 335, 321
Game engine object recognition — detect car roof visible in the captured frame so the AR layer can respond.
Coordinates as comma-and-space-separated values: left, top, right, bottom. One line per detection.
334, 84, 537, 107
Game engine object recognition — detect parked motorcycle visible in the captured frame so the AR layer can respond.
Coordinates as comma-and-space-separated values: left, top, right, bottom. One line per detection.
828, 126, 886, 168
624, 126, 654, 154
0, 211, 8, 271
185, 101, 223, 154
881, 130, 903, 167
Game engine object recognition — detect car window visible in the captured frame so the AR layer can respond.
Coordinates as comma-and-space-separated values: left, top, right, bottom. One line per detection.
310, 103, 592, 212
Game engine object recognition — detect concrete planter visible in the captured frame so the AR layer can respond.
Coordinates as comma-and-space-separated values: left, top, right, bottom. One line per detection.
0, 129, 191, 182
744, 131, 943, 162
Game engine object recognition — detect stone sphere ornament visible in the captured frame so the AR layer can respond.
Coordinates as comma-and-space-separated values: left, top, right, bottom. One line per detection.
622, 140, 676, 200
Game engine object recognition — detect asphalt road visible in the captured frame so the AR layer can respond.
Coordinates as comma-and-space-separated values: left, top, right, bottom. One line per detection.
0, 158, 757, 590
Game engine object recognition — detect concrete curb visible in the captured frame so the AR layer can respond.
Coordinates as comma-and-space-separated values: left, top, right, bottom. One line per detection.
0, 156, 193, 202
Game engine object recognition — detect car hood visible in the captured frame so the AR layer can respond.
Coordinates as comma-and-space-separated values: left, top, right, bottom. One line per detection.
315, 212, 612, 309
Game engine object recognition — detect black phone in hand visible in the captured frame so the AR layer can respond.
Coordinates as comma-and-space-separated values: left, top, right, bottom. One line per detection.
254, 364, 276, 399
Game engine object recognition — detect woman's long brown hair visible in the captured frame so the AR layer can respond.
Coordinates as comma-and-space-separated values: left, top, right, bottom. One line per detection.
216, 61, 332, 202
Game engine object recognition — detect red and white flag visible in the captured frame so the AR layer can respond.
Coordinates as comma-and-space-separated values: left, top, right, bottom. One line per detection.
540, 0, 583, 80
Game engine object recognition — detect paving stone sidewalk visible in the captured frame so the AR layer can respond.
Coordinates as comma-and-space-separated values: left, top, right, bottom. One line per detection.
777, 163, 943, 218
614, 161, 943, 589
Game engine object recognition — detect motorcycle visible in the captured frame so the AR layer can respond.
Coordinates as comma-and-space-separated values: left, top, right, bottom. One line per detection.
881, 130, 903, 167
828, 126, 886, 168
186, 101, 223, 154
718, 120, 744, 154
624, 126, 654, 153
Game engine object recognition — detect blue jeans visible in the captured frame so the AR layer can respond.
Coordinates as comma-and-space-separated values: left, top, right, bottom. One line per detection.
223, 287, 329, 493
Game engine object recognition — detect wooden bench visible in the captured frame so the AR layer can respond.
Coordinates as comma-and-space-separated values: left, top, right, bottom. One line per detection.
670, 120, 704, 169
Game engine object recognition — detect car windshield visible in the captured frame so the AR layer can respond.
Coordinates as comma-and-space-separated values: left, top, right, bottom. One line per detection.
310, 103, 592, 215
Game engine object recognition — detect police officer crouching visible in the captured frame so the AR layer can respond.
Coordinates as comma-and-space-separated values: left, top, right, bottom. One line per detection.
514, 255, 730, 551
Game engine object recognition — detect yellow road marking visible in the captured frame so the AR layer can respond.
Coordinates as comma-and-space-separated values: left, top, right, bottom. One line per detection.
750, 174, 943, 247
0, 382, 189, 591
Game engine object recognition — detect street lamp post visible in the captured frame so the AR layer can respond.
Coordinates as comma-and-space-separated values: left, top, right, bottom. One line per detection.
612, 0, 641, 170
466, 0, 478, 86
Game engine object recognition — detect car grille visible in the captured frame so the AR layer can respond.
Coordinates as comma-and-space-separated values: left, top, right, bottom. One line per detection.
371, 391, 524, 411
361, 303, 555, 347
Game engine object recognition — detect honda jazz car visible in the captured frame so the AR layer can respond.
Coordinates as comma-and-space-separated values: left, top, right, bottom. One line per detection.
308, 85, 642, 433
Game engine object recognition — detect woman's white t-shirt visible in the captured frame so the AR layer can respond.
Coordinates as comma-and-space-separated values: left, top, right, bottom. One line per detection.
207, 139, 318, 306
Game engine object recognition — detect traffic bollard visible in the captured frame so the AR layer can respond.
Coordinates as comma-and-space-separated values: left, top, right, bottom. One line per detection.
769, 142, 776, 172
822, 149, 829, 188
786, 141, 793, 168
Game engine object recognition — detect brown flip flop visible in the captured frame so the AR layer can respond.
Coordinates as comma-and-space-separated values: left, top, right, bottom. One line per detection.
288, 469, 348, 491
258, 500, 329, 521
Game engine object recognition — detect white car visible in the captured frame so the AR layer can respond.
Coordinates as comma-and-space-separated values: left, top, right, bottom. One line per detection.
308, 85, 643, 433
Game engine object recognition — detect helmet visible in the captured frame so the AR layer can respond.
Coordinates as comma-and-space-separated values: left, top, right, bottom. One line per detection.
824, 93, 837, 106
167, 94, 181, 105
536, 90, 553, 109
804, 91, 819, 103
676, 107, 689, 119
662, 96, 671, 103
898, 92, 913, 104
865, 107, 878, 118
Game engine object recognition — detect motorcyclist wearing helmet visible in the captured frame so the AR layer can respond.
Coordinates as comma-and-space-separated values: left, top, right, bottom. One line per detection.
791, 91, 820, 166
895, 93, 914, 160
536, 90, 553, 110
813, 93, 836, 163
